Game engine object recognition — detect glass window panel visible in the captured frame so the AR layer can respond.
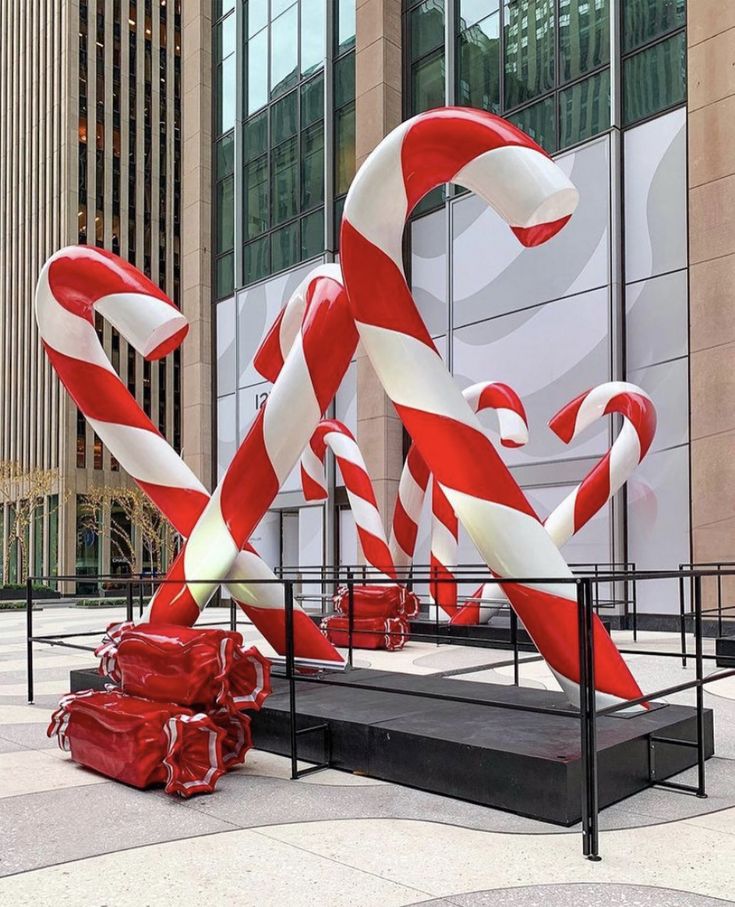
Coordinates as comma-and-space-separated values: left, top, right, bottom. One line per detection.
411, 51, 445, 113
273, 0, 296, 17
216, 0, 236, 18
508, 95, 556, 152
272, 90, 297, 144
503, 0, 555, 108
245, 155, 269, 238
301, 73, 324, 127
559, 0, 609, 82
245, 111, 267, 161
410, 0, 445, 61
217, 56, 236, 134
272, 136, 298, 224
559, 68, 610, 148
301, 0, 326, 76
334, 53, 356, 108
458, 0, 499, 30
301, 208, 324, 259
271, 221, 299, 272
337, 0, 356, 55
246, 0, 268, 38
271, 5, 298, 98
215, 13, 235, 61
216, 252, 234, 299
301, 122, 324, 210
623, 31, 686, 124
216, 175, 234, 253
335, 102, 355, 196
623, 0, 685, 53
216, 131, 235, 179
247, 28, 268, 113
334, 195, 346, 242
244, 236, 270, 285
458, 13, 500, 113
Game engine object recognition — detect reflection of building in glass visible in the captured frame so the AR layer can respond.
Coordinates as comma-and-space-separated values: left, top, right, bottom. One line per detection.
0, 0, 183, 590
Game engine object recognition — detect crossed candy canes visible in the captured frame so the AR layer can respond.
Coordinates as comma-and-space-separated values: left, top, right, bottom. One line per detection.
35, 252, 353, 665
39, 106, 644, 708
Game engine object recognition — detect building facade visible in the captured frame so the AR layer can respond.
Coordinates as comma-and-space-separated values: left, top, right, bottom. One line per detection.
212, 0, 731, 622
0, 0, 183, 589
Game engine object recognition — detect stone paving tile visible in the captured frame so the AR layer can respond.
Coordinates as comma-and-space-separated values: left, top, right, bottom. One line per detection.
411, 883, 735, 906
0, 782, 238, 877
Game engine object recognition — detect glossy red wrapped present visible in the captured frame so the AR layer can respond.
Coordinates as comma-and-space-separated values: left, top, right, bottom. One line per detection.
333, 585, 420, 620
96, 622, 271, 712
210, 707, 253, 769
47, 690, 227, 797
321, 615, 409, 651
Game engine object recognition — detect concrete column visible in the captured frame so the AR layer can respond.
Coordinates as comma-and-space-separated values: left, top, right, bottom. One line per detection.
688, 2, 735, 583
354, 0, 403, 532
180, 6, 213, 490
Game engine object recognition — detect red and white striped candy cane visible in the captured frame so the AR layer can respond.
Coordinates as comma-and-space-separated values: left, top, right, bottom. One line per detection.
341, 106, 643, 708
301, 419, 396, 581
544, 381, 657, 547
429, 382, 529, 616
35, 249, 346, 664
137, 263, 362, 652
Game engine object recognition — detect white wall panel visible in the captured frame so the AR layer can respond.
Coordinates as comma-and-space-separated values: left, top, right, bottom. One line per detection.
626, 270, 688, 372
411, 208, 448, 338
216, 393, 237, 481
216, 297, 237, 397
628, 356, 688, 452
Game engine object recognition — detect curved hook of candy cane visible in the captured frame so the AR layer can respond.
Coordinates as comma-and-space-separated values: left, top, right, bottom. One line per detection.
544, 381, 657, 548
36, 247, 345, 665
300, 419, 396, 582
342, 106, 644, 709
430, 382, 529, 617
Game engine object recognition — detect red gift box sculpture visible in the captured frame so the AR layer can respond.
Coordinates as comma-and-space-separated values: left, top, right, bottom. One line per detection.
47, 625, 271, 796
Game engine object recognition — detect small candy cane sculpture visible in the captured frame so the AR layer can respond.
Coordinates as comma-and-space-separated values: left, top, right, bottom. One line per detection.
301, 419, 396, 581
341, 106, 643, 708
544, 382, 657, 547
36, 249, 347, 663
429, 383, 529, 617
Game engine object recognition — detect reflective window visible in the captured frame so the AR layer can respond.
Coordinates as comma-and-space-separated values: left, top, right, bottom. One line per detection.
271, 5, 299, 98
246, 0, 268, 37
272, 137, 298, 224
216, 175, 234, 253
301, 123, 325, 210
458, 13, 500, 112
302, 208, 324, 258
335, 103, 355, 196
216, 252, 234, 299
248, 28, 269, 114
559, 0, 609, 82
301, 74, 324, 127
410, 0, 445, 59
301, 0, 326, 75
560, 68, 610, 148
623, 0, 685, 53
623, 31, 686, 124
245, 111, 267, 161
508, 96, 556, 152
244, 235, 270, 284
271, 221, 299, 272
245, 156, 269, 238
504, 0, 555, 108
337, 0, 356, 54
272, 91, 298, 145
412, 53, 445, 112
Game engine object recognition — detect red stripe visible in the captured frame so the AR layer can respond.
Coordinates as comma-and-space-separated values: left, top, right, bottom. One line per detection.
148, 324, 188, 360
393, 497, 419, 557
430, 558, 458, 615
48, 247, 170, 320
300, 277, 359, 413
604, 392, 657, 459
220, 410, 280, 543
511, 216, 572, 248
476, 382, 527, 425
136, 482, 210, 538
337, 459, 379, 507
400, 108, 549, 213
253, 308, 286, 383
432, 481, 457, 533
407, 446, 430, 490
45, 345, 155, 432
360, 535, 396, 579
341, 219, 436, 346
241, 604, 345, 663
548, 389, 588, 443
146, 552, 202, 626
573, 452, 612, 533
395, 405, 538, 519
301, 468, 326, 501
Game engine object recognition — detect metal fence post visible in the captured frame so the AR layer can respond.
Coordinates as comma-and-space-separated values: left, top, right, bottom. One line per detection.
347, 569, 354, 668
510, 607, 519, 686
678, 572, 687, 668
717, 566, 723, 638
126, 580, 134, 623
285, 579, 298, 780
694, 574, 707, 799
26, 577, 34, 704
578, 578, 600, 861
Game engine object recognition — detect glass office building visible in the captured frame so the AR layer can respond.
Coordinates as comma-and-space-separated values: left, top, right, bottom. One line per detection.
212, 1, 709, 621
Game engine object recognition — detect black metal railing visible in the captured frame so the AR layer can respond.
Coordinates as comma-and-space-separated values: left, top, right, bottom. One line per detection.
22, 564, 735, 862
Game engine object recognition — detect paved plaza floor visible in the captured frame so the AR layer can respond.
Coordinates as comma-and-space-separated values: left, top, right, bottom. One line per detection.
1, 605, 735, 905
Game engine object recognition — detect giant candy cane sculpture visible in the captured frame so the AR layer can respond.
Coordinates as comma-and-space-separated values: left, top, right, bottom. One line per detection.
340, 107, 643, 708
301, 419, 396, 581
35, 250, 349, 663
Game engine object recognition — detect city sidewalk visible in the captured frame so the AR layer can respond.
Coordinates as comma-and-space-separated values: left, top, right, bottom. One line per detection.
1, 606, 735, 905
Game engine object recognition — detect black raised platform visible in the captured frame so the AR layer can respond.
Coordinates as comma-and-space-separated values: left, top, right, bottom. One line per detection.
716, 635, 735, 667
69, 665, 713, 825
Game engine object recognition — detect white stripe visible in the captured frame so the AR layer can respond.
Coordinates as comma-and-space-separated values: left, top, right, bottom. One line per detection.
300, 444, 327, 491
573, 381, 652, 437
262, 335, 322, 484
609, 420, 641, 493
343, 119, 412, 273
180, 487, 240, 609
226, 549, 291, 609
544, 488, 579, 549
431, 517, 458, 567
398, 467, 426, 524
349, 495, 387, 545
495, 408, 529, 445
358, 323, 479, 430
440, 488, 575, 601
453, 146, 579, 228
95, 293, 187, 358
86, 419, 207, 492
324, 431, 366, 469
277, 263, 343, 362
